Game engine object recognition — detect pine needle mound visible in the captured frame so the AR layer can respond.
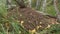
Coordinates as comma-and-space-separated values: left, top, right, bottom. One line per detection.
7, 6, 58, 34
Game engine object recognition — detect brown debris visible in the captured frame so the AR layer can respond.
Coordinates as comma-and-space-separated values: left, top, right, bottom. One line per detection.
7, 7, 58, 33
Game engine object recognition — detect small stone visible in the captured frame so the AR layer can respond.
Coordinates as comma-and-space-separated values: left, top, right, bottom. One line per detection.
40, 22, 42, 24
21, 21, 24, 24
29, 29, 36, 34
21, 21, 24, 25
39, 25, 42, 27
20, 14, 22, 16
46, 24, 50, 29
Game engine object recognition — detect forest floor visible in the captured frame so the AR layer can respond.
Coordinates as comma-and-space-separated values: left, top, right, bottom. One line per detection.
6, 6, 59, 34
